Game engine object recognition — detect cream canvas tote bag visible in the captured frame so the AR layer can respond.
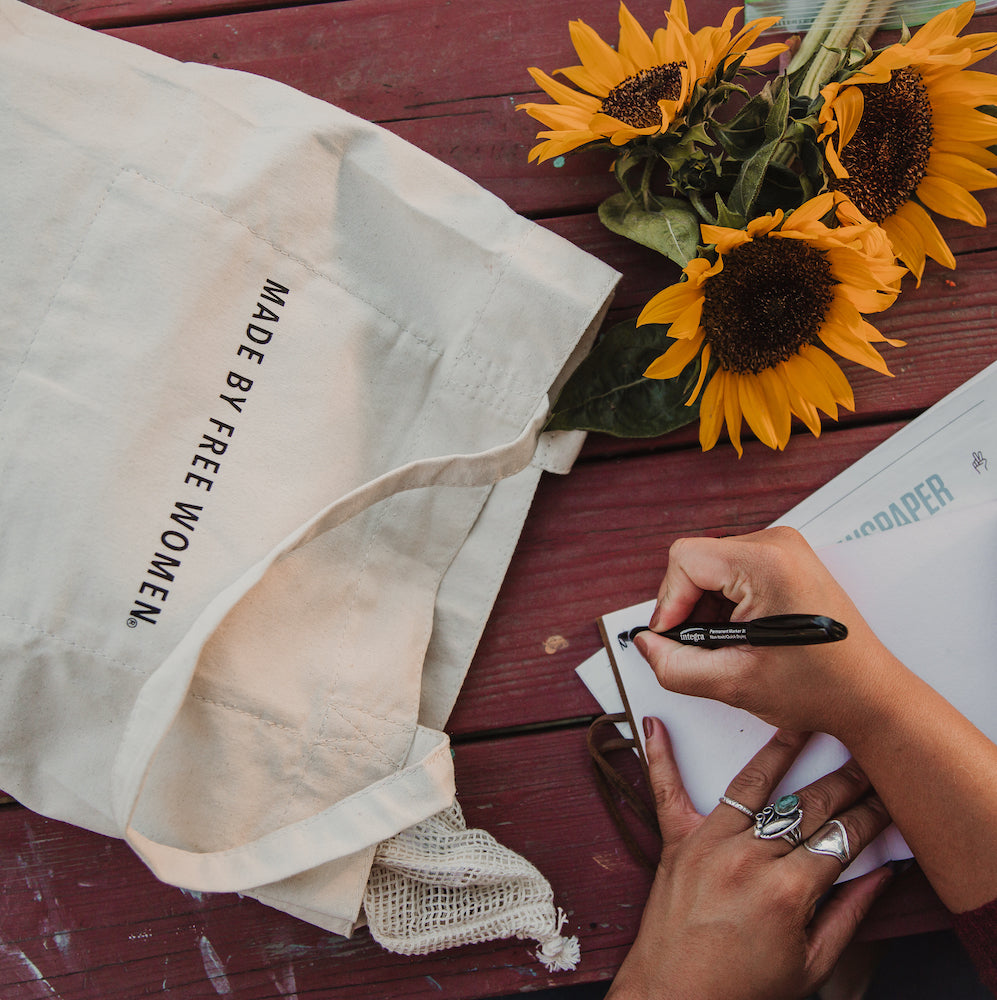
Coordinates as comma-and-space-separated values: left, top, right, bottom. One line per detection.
0, 0, 617, 958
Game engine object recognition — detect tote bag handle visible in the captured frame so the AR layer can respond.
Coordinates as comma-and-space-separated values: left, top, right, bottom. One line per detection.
113, 402, 552, 892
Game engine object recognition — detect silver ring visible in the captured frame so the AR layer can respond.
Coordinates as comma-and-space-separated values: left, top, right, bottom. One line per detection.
754, 794, 804, 845
804, 819, 851, 864
718, 795, 755, 819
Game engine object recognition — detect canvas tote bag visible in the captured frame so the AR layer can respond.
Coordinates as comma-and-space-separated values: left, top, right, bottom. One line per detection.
0, 0, 618, 963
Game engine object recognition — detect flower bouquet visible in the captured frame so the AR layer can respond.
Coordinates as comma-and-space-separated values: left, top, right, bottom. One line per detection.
519, 0, 997, 455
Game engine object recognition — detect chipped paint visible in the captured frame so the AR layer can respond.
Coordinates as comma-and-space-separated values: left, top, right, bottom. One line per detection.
270, 962, 299, 998
0, 942, 60, 997
199, 935, 233, 995
543, 634, 569, 654
592, 851, 625, 872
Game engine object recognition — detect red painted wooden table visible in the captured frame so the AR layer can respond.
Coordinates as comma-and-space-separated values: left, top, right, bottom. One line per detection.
4, 1, 997, 997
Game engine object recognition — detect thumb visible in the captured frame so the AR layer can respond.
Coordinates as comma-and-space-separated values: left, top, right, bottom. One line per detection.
805, 867, 894, 986
634, 630, 743, 704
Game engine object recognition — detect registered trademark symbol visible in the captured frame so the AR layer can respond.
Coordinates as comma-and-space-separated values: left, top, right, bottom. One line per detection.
126, 618, 138, 628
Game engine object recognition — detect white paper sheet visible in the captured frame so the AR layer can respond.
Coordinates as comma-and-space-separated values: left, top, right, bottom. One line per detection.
576, 357, 997, 879
777, 358, 997, 547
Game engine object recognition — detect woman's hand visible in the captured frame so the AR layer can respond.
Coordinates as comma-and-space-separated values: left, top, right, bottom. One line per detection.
607, 720, 893, 1000
635, 526, 910, 739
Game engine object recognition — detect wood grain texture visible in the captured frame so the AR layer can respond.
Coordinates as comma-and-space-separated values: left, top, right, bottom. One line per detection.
7, 0, 997, 994
0, 726, 948, 999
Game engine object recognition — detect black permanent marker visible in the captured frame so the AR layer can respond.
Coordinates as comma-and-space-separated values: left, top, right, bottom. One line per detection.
618, 614, 847, 650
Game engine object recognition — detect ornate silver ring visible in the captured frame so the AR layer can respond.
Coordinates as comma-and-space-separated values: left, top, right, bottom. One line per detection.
804, 819, 851, 864
718, 795, 755, 819
754, 793, 804, 846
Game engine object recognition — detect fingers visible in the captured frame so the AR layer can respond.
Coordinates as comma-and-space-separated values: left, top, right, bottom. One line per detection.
633, 628, 752, 707
648, 536, 744, 632
643, 716, 702, 847
714, 728, 812, 833
805, 866, 895, 985
789, 790, 892, 883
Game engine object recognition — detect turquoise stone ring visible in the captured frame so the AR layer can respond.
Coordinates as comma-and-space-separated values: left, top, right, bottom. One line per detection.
754, 793, 804, 845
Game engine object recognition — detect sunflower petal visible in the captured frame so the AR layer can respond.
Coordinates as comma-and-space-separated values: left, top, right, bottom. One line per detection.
931, 138, 997, 170
782, 352, 839, 418
781, 366, 824, 437
617, 2, 658, 70
698, 370, 727, 453
637, 278, 704, 327
932, 106, 997, 143
881, 212, 927, 283
917, 175, 987, 226
928, 151, 997, 192
893, 200, 956, 270
518, 103, 598, 131
686, 343, 712, 405
668, 297, 706, 341
567, 19, 625, 92
738, 375, 780, 449
819, 319, 892, 375
757, 367, 793, 449
831, 85, 866, 151
526, 132, 600, 163
927, 69, 997, 104
800, 345, 855, 410
554, 64, 615, 98
526, 67, 602, 110
644, 331, 705, 380
723, 372, 744, 456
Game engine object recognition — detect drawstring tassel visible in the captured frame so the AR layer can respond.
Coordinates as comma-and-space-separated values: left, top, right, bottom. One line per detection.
536, 908, 581, 972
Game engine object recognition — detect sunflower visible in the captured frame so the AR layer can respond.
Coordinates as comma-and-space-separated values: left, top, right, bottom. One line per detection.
517, 0, 786, 164
637, 192, 907, 455
818, 1, 997, 283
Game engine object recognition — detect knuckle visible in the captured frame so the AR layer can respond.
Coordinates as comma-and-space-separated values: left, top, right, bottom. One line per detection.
726, 760, 772, 800
846, 794, 891, 843
837, 758, 870, 790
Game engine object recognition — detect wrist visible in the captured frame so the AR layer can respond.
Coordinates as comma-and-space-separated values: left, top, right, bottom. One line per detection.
824, 642, 916, 748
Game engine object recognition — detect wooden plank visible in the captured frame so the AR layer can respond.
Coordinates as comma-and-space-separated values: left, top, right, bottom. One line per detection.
85, 2, 996, 217
28, 0, 332, 29
0, 729, 643, 999
450, 422, 898, 735
0, 727, 947, 1000
450, 339, 997, 738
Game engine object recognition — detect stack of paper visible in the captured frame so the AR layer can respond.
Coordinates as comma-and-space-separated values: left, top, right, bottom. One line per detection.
577, 358, 997, 879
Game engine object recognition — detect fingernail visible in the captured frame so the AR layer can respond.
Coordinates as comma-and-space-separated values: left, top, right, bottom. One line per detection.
648, 601, 663, 630
643, 716, 654, 740
633, 633, 650, 659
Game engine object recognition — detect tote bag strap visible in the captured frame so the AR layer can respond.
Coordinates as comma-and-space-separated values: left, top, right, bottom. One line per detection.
114, 401, 550, 892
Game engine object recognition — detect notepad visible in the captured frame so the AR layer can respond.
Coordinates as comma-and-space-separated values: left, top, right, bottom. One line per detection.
578, 357, 997, 880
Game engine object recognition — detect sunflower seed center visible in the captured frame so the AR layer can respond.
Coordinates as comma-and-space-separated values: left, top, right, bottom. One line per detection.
830, 67, 933, 223
600, 63, 685, 128
702, 236, 836, 374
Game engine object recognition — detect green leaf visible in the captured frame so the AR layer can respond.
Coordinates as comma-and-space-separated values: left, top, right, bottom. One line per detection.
546, 319, 704, 438
598, 193, 701, 267
727, 82, 793, 220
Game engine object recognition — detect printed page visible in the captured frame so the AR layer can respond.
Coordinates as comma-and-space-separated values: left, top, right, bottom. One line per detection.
577, 358, 997, 878
778, 358, 997, 548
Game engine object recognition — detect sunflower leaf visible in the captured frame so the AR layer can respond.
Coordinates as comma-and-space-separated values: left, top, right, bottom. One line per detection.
545, 320, 703, 438
727, 82, 794, 219
598, 192, 701, 266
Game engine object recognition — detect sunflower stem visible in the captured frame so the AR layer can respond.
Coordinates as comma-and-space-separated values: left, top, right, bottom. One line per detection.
785, 0, 847, 76
639, 154, 656, 212
795, 0, 888, 98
